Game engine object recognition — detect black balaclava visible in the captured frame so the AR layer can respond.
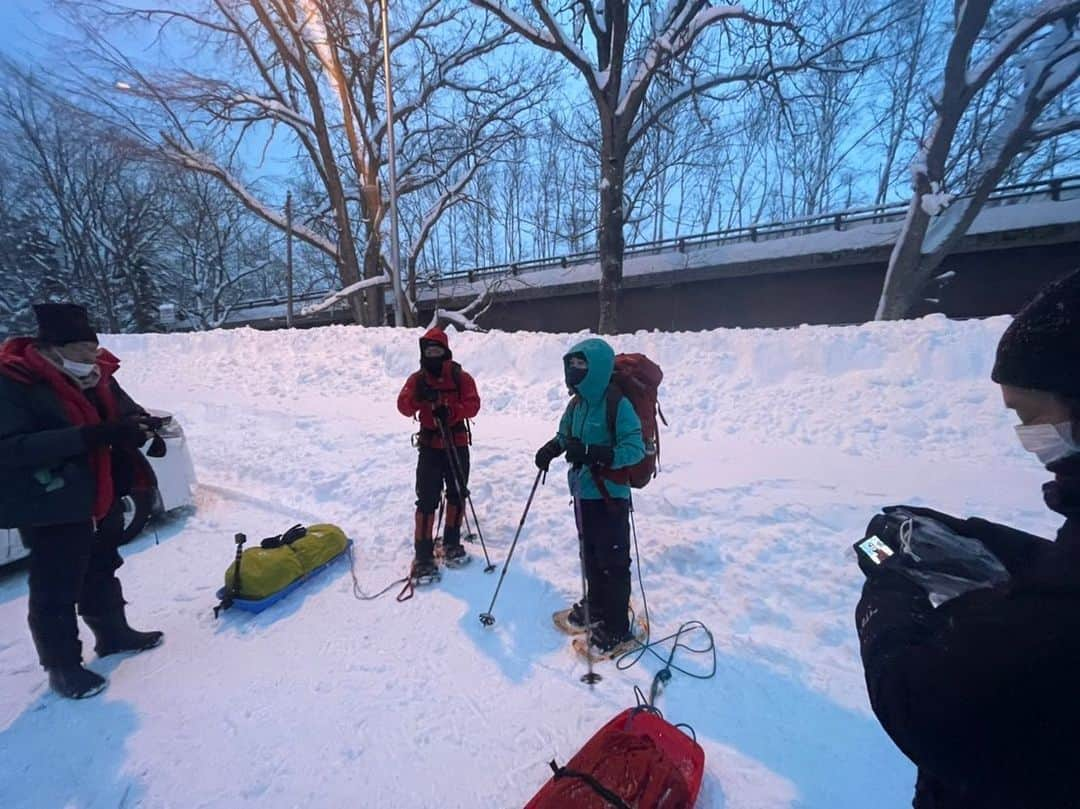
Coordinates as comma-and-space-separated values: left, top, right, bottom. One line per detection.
564, 352, 588, 389
421, 340, 448, 377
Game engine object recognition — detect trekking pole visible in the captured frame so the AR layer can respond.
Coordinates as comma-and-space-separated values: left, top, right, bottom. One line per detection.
572, 473, 601, 686
479, 468, 544, 627
436, 415, 495, 573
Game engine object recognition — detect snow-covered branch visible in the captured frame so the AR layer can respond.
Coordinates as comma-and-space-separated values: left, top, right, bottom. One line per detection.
1031, 113, 1080, 141
618, 4, 750, 119
301, 274, 390, 317
427, 280, 502, 332
964, 0, 1080, 92
472, 0, 600, 92
163, 139, 340, 259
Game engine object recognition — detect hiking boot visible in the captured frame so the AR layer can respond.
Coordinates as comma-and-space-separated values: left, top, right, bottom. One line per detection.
84, 610, 164, 657
568, 600, 601, 629
584, 625, 638, 657
412, 529, 438, 578
412, 558, 440, 582
48, 664, 107, 699
442, 541, 468, 566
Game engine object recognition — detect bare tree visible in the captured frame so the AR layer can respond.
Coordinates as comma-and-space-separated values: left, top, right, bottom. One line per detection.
876, 0, 1080, 319
64, 0, 541, 327
471, 0, 892, 332
164, 173, 278, 329
0, 71, 170, 332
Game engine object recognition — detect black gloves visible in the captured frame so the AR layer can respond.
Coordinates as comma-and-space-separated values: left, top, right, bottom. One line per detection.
535, 438, 564, 471
416, 378, 440, 404
82, 417, 149, 450
433, 404, 451, 424
564, 438, 614, 468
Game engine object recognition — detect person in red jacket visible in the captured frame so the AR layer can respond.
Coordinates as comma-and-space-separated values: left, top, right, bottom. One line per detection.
397, 327, 480, 580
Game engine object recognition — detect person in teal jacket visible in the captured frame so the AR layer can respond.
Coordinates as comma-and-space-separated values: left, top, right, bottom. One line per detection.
535, 337, 645, 655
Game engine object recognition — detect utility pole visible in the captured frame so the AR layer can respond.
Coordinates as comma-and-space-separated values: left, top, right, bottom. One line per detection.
285, 191, 294, 328
380, 0, 407, 325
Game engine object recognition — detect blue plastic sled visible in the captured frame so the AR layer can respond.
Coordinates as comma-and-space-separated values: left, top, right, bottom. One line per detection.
216, 539, 353, 613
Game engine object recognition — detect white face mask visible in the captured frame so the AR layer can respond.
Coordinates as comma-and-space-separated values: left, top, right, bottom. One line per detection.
61, 358, 98, 379
1015, 422, 1079, 466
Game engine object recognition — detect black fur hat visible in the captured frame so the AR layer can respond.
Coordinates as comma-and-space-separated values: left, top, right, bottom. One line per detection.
33, 303, 98, 346
992, 270, 1080, 398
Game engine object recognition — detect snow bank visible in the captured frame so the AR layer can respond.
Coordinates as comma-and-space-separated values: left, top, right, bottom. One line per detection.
1, 315, 1060, 809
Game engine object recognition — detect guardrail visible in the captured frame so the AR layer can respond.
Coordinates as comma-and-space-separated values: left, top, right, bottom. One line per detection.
229, 174, 1080, 313
431, 174, 1080, 285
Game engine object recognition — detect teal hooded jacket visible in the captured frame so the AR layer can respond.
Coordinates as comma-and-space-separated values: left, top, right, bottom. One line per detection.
554, 337, 645, 500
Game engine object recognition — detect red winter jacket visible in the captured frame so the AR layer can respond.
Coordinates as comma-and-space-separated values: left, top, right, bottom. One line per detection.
397, 328, 480, 449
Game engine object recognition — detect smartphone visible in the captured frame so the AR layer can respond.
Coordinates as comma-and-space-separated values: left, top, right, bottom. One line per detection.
856, 535, 895, 566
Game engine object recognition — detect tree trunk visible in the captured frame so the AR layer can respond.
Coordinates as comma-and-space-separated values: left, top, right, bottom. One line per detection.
361, 237, 385, 325
597, 141, 625, 335
875, 192, 933, 319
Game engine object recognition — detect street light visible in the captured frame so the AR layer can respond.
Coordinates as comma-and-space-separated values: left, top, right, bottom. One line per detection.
379, 0, 404, 326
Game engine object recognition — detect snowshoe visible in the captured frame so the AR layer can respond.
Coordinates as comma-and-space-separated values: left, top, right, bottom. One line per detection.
442, 543, 471, 569
552, 601, 600, 635
572, 621, 647, 662
411, 559, 441, 586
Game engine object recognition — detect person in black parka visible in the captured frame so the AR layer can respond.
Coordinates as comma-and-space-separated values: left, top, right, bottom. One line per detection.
0, 304, 164, 699
856, 269, 1080, 808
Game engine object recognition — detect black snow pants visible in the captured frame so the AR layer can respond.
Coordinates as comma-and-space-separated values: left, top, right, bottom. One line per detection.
22, 502, 126, 668
415, 445, 470, 514
576, 497, 632, 637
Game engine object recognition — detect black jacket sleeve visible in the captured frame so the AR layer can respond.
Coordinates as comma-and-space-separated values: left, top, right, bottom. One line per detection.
857, 577, 1064, 787
0, 378, 86, 471
109, 379, 146, 419
954, 517, 1051, 575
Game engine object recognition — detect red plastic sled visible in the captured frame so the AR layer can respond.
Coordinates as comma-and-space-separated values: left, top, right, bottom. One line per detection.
524, 708, 705, 808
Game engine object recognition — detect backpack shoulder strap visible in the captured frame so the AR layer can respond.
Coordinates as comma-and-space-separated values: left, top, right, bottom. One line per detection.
604, 383, 622, 440
451, 362, 463, 393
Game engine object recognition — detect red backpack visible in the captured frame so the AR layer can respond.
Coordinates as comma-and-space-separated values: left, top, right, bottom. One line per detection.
599, 353, 666, 489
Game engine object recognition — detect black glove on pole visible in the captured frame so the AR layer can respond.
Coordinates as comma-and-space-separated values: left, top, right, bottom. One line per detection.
535, 438, 563, 471
416, 377, 440, 403
564, 438, 613, 468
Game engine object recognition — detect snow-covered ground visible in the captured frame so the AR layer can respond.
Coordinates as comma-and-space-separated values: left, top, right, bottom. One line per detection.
0, 316, 1059, 808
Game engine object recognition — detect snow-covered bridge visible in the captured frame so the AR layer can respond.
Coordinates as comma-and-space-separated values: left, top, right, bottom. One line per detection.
213, 176, 1080, 332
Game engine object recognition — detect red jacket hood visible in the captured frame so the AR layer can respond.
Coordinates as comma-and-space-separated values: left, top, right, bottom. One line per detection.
419, 327, 452, 360
0, 337, 120, 385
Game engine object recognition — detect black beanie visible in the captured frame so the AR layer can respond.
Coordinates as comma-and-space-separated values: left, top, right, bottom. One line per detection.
33, 303, 98, 346
991, 269, 1080, 398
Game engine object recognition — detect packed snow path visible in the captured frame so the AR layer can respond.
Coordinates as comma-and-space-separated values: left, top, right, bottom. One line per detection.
0, 317, 1059, 808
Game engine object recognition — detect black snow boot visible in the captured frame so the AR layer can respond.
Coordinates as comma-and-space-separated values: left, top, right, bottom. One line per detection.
84, 610, 164, 657
48, 664, 107, 699
567, 600, 600, 631
442, 503, 468, 564
413, 535, 439, 581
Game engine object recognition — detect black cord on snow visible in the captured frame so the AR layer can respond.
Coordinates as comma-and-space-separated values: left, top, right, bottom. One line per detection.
346, 542, 410, 602
614, 502, 717, 736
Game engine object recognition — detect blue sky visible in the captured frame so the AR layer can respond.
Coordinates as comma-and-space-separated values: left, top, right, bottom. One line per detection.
0, 2, 61, 61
